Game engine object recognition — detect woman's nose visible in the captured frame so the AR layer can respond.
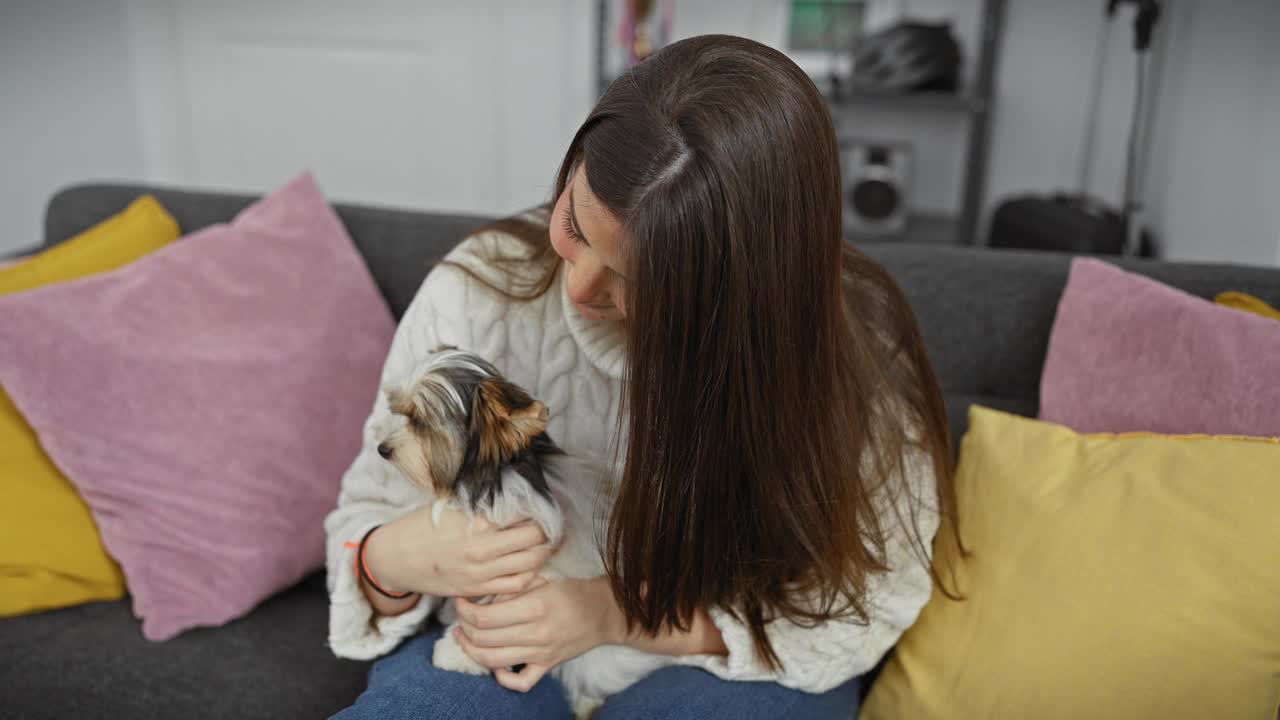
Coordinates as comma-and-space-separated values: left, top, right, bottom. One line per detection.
567, 257, 606, 303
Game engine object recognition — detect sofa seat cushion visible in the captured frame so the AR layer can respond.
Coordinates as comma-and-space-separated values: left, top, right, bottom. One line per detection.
0, 571, 370, 719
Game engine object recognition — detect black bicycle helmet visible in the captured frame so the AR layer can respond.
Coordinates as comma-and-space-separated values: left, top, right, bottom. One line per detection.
852, 21, 962, 92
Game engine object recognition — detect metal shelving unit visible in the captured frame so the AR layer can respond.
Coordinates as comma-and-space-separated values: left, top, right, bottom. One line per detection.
958, 0, 1006, 246
834, 0, 1006, 246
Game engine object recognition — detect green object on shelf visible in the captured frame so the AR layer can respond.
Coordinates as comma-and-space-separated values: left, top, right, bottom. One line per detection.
787, 0, 864, 53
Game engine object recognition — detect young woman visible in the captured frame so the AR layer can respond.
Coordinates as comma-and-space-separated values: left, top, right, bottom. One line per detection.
326, 34, 955, 720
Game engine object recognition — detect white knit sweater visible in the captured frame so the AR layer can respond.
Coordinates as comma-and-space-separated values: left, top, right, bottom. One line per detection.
324, 224, 940, 694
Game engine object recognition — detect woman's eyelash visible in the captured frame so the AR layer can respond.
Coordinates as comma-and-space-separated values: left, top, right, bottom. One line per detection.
562, 209, 587, 246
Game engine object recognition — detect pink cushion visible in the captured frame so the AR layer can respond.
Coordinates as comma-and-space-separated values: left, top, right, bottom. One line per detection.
1040, 257, 1280, 437
0, 174, 395, 640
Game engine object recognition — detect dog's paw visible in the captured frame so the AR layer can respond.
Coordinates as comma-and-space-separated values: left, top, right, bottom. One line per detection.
432, 631, 488, 676
572, 696, 603, 720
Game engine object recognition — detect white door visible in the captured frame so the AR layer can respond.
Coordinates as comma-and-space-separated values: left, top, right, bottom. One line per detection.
124, 0, 595, 215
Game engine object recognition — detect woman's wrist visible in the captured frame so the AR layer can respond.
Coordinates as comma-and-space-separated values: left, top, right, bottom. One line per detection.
596, 578, 727, 656
360, 522, 425, 620
593, 576, 628, 646
362, 522, 413, 595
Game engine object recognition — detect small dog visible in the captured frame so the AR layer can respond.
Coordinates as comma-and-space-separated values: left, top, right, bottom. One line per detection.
374, 349, 671, 718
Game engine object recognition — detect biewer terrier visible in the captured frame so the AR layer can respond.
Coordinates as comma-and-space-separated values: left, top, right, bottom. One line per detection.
374, 349, 671, 717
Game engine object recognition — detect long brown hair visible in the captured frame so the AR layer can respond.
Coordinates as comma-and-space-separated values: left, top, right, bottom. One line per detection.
451, 34, 957, 669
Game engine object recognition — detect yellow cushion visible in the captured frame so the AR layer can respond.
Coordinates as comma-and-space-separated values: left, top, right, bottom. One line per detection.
863, 406, 1280, 720
1216, 291, 1280, 321
0, 195, 179, 616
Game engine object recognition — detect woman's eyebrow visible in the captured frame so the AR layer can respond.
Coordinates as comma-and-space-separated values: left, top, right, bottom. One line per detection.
569, 187, 590, 246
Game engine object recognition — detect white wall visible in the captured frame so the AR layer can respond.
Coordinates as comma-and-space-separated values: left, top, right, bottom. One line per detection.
1142, 0, 1280, 266
0, 0, 147, 253
2, 0, 1277, 265
984, 1, 1104, 211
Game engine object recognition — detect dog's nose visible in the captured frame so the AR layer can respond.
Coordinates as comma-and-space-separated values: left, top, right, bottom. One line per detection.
377, 443, 392, 459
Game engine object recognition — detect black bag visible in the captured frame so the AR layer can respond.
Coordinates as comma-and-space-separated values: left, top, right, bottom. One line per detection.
987, 194, 1124, 255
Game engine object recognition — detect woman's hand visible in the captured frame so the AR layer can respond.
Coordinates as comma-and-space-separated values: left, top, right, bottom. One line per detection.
453, 575, 623, 692
364, 505, 553, 600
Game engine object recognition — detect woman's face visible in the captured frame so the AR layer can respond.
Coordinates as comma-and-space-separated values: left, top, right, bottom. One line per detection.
549, 163, 628, 321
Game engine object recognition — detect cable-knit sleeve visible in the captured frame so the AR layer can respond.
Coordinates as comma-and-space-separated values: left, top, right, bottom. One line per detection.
323, 241, 485, 661
674, 444, 941, 693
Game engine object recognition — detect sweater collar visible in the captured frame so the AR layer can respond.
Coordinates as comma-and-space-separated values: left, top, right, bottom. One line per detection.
559, 267, 627, 380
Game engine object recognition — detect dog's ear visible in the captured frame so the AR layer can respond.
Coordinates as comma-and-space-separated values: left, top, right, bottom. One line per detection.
384, 385, 421, 421
471, 378, 549, 464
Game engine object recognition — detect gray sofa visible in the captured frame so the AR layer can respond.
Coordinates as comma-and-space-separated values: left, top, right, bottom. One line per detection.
4, 183, 1279, 719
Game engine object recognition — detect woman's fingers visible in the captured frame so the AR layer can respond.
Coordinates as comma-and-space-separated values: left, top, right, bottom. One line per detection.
477, 521, 548, 560
467, 515, 496, 531
454, 628, 540, 670
472, 570, 541, 597
495, 663, 549, 693
457, 619, 546, 649
485, 544, 553, 578
455, 590, 547, 630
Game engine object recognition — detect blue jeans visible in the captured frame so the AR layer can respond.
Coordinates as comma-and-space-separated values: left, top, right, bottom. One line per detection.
331, 624, 861, 719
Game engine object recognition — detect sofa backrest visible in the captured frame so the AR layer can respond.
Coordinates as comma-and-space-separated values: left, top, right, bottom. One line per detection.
45, 183, 1280, 443
859, 243, 1280, 442
44, 184, 489, 323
